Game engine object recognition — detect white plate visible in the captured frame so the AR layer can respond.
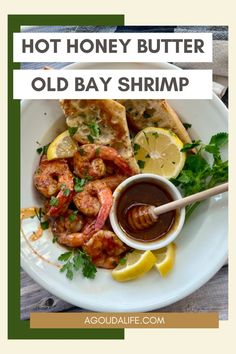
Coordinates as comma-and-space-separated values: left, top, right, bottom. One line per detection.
21, 62, 228, 312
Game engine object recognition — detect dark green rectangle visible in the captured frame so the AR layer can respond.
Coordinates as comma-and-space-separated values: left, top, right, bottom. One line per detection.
8, 14, 124, 340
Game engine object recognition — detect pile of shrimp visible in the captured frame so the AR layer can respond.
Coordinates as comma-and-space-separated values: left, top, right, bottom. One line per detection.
34, 144, 134, 269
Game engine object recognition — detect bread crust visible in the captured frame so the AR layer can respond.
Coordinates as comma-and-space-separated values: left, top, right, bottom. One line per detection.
117, 99, 192, 144
60, 99, 140, 174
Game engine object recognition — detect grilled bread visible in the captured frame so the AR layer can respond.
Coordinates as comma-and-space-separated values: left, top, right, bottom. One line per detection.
60, 99, 140, 174
117, 99, 192, 144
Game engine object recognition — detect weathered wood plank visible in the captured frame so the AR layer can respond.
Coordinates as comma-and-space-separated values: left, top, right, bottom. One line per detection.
21, 266, 228, 320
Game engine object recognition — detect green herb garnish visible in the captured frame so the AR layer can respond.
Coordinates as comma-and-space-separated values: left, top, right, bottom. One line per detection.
87, 134, 94, 143
181, 140, 201, 152
152, 132, 159, 138
95, 147, 100, 157
68, 210, 78, 222
36, 143, 50, 155
58, 249, 97, 280
133, 143, 140, 155
183, 123, 192, 130
35, 207, 49, 230
119, 258, 127, 265
40, 220, 49, 230
60, 184, 70, 197
87, 122, 101, 138
137, 160, 145, 169
49, 196, 59, 207
74, 177, 87, 192
68, 127, 78, 136
171, 132, 228, 220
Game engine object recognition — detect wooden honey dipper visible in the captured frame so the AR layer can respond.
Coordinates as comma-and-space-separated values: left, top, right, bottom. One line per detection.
127, 182, 228, 231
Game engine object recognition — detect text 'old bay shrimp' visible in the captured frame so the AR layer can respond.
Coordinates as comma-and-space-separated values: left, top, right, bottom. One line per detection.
73, 144, 134, 178
33, 156, 74, 216
73, 175, 126, 232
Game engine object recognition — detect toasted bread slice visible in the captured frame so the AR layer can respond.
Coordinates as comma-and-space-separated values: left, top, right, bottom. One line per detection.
117, 99, 192, 144
60, 99, 140, 174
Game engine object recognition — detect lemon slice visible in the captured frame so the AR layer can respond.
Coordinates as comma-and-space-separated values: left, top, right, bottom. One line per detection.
47, 130, 78, 160
152, 243, 176, 277
112, 250, 157, 282
133, 127, 186, 178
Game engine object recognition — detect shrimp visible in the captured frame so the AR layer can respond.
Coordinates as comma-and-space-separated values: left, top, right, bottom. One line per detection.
73, 175, 126, 232
83, 230, 127, 269
34, 157, 74, 216
73, 144, 134, 178
51, 210, 88, 247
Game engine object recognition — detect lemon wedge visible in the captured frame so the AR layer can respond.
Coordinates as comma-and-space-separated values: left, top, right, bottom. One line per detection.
47, 130, 78, 160
152, 243, 176, 277
112, 250, 157, 282
133, 127, 186, 178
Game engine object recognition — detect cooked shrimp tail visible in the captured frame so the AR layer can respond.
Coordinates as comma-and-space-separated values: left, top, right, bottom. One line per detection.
47, 190, 74, 217
34, 157, 74, 217
73, 144, 134, 178
94, 187, 113, 231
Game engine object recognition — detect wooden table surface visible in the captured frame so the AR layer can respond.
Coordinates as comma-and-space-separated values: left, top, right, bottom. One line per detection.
21, 265, 228, 320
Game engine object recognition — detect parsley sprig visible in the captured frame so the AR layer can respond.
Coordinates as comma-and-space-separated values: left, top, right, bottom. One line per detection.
172, 132, 228, 220
58, 249, 97, 280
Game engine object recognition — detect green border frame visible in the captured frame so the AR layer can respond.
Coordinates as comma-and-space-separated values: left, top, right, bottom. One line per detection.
8, 14, 125, 340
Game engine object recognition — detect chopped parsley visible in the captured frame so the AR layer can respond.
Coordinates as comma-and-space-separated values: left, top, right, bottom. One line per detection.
87, 134, 94, 143
137, 160, 145, 169
74, 177, 87, 192
181, 140, 201, 152
133, 143, 140, 155
143, 131, 149, 143
87, 122, 101, 138
60, 183, 70, 196
58, 249, 97, 280
119, 258, 127, 265
78, 147, 85, 156
68, 210, 78, 222
35, 207, 49, 230
49, 196, 59, 207
36, 143, 50, 155
95, 147, 100, 157
152, 132, 159, 138
68, 127, 78, 136
183, 122, 192, 130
